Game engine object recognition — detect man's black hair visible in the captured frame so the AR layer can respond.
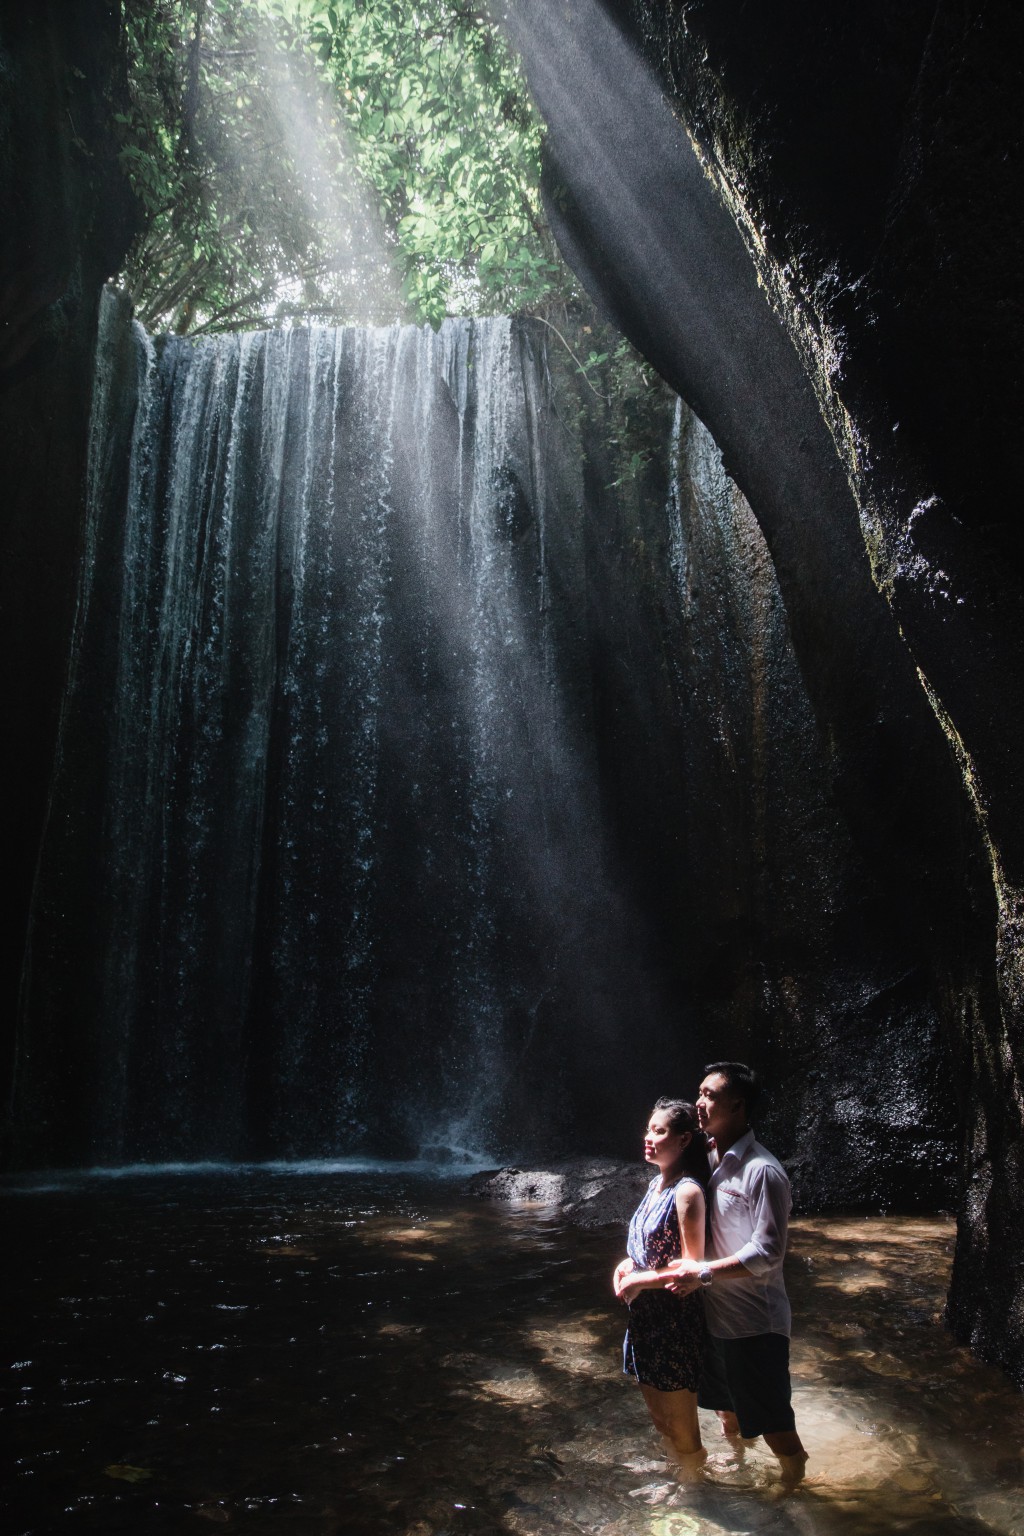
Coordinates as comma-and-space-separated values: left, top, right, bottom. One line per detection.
703, 1061, 760, 1119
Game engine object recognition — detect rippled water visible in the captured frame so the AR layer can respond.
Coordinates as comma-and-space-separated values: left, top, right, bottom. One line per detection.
3, 1172, 1022, 1535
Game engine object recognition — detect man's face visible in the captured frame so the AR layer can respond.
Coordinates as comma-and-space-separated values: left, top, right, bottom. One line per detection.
696, 1072, 742, 1141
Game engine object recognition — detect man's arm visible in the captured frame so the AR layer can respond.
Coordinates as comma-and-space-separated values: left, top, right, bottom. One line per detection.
666, 1251, 749, 1293
729, 1162, 790, 1273
667, 1164, 790, 1294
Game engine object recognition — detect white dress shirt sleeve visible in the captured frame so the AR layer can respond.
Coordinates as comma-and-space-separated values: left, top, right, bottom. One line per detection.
732, 1162, 791, 1274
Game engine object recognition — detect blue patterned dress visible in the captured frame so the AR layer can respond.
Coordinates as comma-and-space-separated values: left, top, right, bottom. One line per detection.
622, 1175, 705, 1392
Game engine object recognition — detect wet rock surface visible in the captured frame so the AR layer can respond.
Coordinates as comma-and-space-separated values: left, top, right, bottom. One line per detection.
469, 1159, 652, 1227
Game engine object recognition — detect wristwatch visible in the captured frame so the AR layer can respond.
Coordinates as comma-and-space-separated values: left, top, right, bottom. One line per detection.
698, 1265, 713, 1287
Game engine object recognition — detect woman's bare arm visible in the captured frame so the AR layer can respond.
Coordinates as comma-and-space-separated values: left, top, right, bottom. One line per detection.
612, 1256, 635, 1296
619, 1266, 667, 1302
676, 1180, 705, 1263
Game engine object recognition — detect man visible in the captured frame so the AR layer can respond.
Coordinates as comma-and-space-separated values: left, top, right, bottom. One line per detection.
668, 1061, 808, 1485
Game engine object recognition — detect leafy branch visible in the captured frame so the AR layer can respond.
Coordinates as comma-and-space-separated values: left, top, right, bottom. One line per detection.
115, 0, 579, 333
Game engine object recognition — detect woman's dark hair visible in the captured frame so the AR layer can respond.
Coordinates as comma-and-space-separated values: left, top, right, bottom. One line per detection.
652, 1097, 711, 1186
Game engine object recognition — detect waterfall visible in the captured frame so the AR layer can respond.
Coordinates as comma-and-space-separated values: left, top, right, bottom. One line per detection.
14, 294, 950, 1193
19, 292, 696, 1167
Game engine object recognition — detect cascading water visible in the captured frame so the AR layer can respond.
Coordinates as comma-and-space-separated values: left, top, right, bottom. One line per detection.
16, 292, 696, 1168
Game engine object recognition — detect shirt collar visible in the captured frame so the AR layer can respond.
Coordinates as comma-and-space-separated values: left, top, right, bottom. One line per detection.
718, 1127, 755, 1163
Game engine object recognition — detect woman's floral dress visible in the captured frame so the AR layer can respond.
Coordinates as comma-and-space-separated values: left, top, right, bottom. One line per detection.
622, 1175, 705, 1392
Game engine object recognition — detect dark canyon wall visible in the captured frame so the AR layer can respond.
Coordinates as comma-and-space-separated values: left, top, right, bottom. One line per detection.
503, 0, 1023, 1383
0, 0, 137, 1163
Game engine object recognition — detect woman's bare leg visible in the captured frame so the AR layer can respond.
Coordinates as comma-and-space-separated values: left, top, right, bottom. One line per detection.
638, 1384, 705, 1475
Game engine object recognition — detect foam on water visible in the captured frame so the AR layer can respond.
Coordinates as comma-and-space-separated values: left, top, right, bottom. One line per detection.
3, 1151, 496, 1194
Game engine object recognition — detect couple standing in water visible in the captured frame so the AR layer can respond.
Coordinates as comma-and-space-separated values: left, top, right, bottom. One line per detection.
614, 1062, 808, 1486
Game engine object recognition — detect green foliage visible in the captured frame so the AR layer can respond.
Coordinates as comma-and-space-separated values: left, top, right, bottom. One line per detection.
532, 316, 666, 487
585, 329, 668, 489
117, 0, 572, 333
299, 0, 563, 326
119, 0, 394, 331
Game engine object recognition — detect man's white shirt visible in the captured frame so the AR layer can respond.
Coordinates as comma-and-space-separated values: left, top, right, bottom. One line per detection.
703, 1128, 793, 1339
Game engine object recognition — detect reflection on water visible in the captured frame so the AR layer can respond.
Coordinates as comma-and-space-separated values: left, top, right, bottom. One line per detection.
2, 1174, 1022, 1535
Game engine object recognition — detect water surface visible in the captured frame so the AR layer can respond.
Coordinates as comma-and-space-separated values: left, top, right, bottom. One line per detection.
3, 1171, 1022, 1534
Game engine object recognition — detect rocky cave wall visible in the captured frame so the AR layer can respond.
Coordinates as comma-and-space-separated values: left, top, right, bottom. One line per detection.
0, 0, 138, 1165
503, 0, 1023, 1384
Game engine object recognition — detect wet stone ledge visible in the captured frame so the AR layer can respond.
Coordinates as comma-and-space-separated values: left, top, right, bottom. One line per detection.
468, 1159, 652, 1227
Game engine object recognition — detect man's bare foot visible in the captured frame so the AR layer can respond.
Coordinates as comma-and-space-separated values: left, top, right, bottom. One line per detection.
776, 1450, 809, 1487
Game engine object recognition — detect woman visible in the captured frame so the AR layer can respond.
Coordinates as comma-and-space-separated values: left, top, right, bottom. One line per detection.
614, 1098, 711, 1475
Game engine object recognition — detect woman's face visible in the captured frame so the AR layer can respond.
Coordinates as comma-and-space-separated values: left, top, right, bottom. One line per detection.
643, 1110, 690, 1170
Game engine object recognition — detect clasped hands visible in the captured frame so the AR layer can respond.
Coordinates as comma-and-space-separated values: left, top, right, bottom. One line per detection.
613, 1256, 704, 1304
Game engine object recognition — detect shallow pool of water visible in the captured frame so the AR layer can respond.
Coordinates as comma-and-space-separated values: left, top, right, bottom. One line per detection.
3, 1170, 1022, 1535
